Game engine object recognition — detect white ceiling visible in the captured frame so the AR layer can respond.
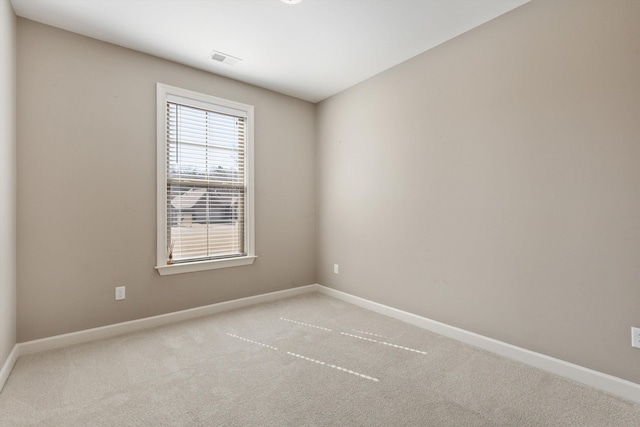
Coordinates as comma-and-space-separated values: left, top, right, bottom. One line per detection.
10, 0, 530, 103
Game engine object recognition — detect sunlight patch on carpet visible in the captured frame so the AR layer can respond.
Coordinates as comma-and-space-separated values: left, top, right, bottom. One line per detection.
226, 333, 279, 350
279, 317, 427, 355
340, 332, 428, 355
279, 318, 333, 332
286, 351, 379, 382
352, 329, 388, 339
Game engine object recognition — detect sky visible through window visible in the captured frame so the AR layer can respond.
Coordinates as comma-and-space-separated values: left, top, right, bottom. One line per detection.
166, 103, 245, 261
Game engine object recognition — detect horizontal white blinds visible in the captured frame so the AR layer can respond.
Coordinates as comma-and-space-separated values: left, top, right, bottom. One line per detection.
166, 101, 246, 263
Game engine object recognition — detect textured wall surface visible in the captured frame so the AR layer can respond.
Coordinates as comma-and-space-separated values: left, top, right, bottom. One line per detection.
316, 0, 640, 383
17, 19, 316, 342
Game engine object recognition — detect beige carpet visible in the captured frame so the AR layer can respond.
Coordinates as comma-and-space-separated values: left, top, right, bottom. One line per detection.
1, 292, 639, 426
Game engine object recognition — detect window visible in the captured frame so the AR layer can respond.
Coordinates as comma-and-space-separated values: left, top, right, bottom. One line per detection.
156, 84, 255, 275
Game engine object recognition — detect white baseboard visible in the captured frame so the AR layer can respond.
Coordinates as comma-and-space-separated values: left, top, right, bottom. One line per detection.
8, 283, 639, 403
0, 345, 19, 393
18, 284, 319, 356
315, 285, 640, 403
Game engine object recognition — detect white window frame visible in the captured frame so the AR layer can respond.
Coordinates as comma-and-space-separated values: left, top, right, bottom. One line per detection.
155, 83, 256, 275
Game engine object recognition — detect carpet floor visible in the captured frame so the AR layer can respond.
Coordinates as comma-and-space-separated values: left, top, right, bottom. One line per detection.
1, 292, 639, 426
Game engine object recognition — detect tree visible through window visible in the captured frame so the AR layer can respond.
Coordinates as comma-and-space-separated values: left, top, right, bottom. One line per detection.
156, 84, 255, 275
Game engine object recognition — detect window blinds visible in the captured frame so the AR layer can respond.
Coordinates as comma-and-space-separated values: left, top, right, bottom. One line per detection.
165, 101, 246, 263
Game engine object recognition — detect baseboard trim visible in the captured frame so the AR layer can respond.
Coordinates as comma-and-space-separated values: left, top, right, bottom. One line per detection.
0, 345, 19, 393
10, 283, 639, 402
18, 284, 319, 356
315, 285, 640, 403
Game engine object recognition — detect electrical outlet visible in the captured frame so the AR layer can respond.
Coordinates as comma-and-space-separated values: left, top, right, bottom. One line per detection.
632, 327, 640, 349
115, 286, 126, 301
333, 264, 339, 274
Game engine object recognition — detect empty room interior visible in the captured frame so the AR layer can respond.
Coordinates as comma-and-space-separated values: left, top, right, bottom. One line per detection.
1, 0, 640, 425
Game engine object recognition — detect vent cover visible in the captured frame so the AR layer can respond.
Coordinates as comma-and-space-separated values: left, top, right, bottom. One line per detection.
209, 50, 242, 66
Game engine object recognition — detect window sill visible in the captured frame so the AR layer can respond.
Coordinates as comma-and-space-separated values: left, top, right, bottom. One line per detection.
155, 255, 257, 276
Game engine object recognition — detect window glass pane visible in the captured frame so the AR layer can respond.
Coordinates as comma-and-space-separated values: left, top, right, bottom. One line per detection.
166, 101, 246, 263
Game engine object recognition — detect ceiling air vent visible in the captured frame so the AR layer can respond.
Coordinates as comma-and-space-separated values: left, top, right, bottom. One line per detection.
209, 50, 242, 66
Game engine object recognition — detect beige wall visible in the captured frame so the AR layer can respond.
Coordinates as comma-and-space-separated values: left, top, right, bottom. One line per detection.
316, 0, 640, 383
13, 0, 640, 386
0, 0, 17, 369
17, 19, 316, 342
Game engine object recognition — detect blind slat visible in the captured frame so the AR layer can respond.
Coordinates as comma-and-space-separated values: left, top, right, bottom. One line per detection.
166, 101, 246, 263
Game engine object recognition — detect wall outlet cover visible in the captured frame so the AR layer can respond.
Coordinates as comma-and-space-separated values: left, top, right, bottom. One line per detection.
115, 286, 126, 301
631, 327, 640, 349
